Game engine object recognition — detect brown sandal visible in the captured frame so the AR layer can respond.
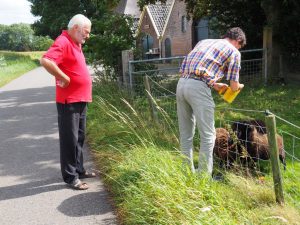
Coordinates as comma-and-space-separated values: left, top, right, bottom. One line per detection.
79, 171, 96, 179
68, 179, 89, 190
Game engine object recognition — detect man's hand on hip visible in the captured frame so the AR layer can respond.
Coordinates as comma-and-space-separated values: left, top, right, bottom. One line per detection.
57, 76, 70, 88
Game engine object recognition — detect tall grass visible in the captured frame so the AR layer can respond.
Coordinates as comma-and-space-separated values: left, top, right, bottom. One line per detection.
0, 51, 44, 87
87, 81, 300, 224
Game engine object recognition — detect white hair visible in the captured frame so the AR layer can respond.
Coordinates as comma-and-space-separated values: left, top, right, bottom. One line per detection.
67, 14, 91, 29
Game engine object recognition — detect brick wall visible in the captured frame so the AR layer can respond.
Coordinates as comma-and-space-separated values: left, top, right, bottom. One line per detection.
162, 0, 192, 57
139, 10, 159, 49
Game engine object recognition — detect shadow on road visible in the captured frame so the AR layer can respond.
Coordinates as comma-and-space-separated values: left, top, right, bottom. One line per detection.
0, 86, 59, 180
57, 191, 114, 217
0, 86, 63, 199
0, 178, 65, 201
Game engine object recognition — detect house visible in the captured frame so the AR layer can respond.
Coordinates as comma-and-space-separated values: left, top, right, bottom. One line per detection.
116, 0, 216, 59
136, 0, 218, 59
137, 0, 193, 58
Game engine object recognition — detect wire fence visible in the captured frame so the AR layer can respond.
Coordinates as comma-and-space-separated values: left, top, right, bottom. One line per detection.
141, 75, 300, 208
124, 49, 300, 206
128, 48, 266, 95
240, 48, 266, 84
128, 56, 183, 96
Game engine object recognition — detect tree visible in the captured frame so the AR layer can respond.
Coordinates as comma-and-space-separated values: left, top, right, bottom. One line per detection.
29, 0, 135, 80
31, 35, 54, 51
137, 0, 167, 10
29, 0, 121, 39
83, 0, 136, 80
0, 24, 34, 51
0, 23, 53, 51
0, 24, 9, 50
261, 0, 300, 54
85, 13, 135, 80
29, 0, 97, 39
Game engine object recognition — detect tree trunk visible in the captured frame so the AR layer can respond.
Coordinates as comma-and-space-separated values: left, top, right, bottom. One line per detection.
261, 0, 282, 79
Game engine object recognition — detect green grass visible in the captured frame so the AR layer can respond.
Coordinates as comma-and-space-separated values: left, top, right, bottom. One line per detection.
87, 81, 300, 224
0, 51, 44, 87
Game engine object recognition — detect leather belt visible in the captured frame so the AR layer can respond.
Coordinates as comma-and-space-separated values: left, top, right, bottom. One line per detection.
181, 73, 209, 86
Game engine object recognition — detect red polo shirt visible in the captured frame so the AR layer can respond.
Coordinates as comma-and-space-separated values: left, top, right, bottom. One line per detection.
43, 30, 92, 104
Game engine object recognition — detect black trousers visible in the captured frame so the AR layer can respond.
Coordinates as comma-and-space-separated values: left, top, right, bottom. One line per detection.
56, 102, 87, 184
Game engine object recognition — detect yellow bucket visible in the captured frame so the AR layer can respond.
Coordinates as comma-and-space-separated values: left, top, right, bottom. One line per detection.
219, 87, 241, 103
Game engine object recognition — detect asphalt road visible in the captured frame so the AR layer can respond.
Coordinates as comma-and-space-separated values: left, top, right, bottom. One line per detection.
0, 67, 117, 225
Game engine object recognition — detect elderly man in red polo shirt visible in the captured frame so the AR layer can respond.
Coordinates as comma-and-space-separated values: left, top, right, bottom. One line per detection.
40, 14, 95, 190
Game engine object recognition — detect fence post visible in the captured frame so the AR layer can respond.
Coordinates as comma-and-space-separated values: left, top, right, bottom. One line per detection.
128, 61, 133, 90
143, 75, 158, 122
265, 115, 284, 205
264, 48, 268, 85
122, 50, 133, 88
263, 26, 273, 83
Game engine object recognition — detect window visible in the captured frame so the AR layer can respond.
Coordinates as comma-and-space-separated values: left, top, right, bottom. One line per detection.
193, 18, 218, 47
165, 38, 172, 58
181, 16, 187, 33
142, 34, 154, 59
195, 19, 209, 42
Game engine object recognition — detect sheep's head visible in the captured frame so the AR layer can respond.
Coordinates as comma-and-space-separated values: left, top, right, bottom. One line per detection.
276, 134, 286, 170
231, 121, 251, 140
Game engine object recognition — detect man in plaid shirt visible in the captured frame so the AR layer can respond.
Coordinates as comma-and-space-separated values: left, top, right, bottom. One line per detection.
176, 27, 246, 176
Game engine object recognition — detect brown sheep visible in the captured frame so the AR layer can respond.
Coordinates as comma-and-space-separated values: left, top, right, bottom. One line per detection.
231, 120, 286, 170
231, 120, 267, 149
213, 127, 238, 168
248, 125, 286, 170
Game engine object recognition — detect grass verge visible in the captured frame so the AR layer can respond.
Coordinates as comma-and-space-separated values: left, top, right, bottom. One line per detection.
0, 51, 44, 87
87, 81, 300, 224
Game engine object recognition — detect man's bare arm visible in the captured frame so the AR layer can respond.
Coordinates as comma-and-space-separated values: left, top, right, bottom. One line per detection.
40, 58, 70, 88
230, 80, 244, 92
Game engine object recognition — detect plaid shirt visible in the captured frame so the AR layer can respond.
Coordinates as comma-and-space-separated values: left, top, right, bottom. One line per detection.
180, 39, 241, 87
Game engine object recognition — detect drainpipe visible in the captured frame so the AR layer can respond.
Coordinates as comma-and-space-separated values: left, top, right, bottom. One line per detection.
159, 36, 162, 58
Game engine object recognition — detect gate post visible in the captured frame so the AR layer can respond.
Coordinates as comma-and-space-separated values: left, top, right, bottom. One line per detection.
144, 75, 158, 122
122, 50, 134, 88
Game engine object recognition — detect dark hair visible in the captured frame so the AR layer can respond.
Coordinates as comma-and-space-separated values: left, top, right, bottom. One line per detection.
223, 27, 246, 47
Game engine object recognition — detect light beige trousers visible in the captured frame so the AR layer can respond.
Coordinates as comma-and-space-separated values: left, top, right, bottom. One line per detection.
176, 77, 216, 175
